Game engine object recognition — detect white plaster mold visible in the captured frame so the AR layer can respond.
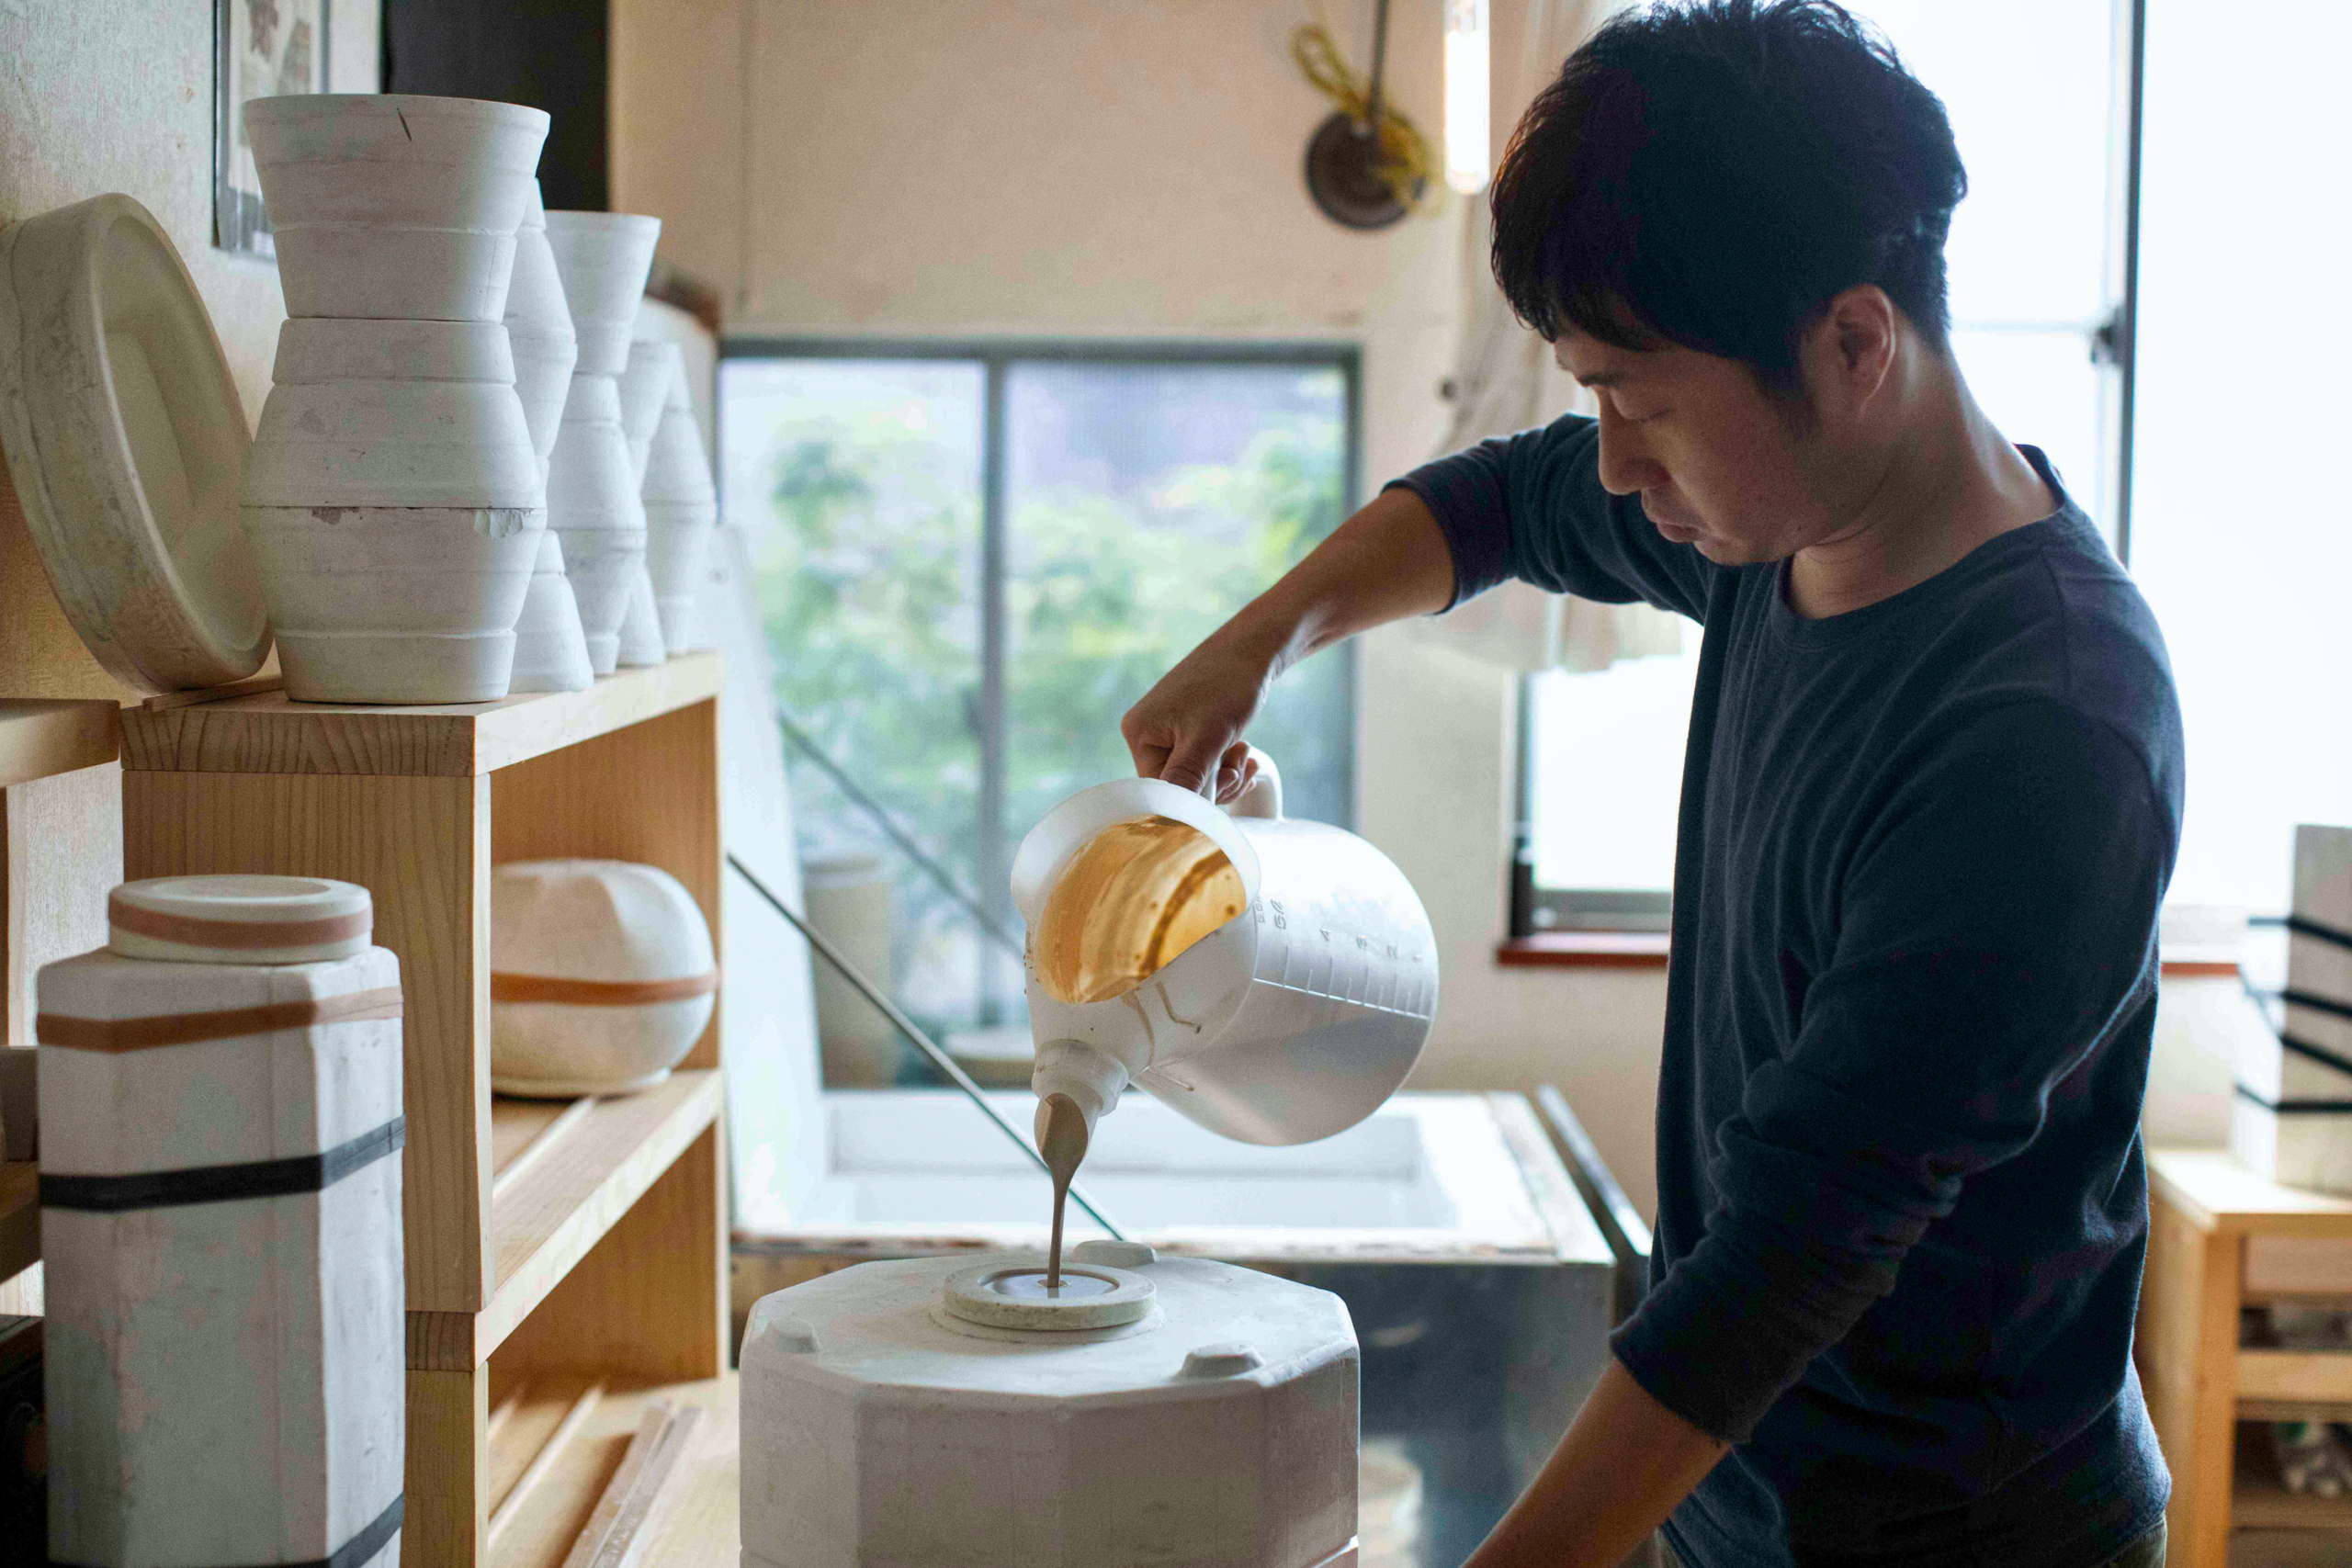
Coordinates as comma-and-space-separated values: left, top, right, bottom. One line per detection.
506, 529, 595, 694
616, 338, 676, 482
243, 503, 539, 704
40, 874, 403, 1568
616, 564, 667, 668
739, 1252, 1360, 1568
0, 192, 270, 693
540, 211, 662, 376
504, 181, 578, 464
640, 366, 717, 655
490, 859, 716, 1096
545, 371, 646, 673
245, 94, 549, 321
110, 874, 374, 964
2237, 825, 2352, 1192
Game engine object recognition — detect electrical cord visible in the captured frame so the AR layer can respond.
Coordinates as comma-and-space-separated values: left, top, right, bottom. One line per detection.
1291, 0, 1438, 213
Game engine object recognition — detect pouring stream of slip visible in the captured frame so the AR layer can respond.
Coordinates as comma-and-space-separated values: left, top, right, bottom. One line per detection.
1037, 1092, 1090, 1289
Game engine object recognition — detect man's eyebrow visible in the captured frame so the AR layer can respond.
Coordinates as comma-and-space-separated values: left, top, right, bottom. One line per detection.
1573, 370, 1625, 389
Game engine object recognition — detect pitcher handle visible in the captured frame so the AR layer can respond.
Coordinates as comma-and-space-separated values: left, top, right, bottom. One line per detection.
1228, 748, 1283, 819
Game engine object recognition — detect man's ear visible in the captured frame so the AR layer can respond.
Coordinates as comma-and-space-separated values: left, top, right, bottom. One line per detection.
1806, 286, 1899, 421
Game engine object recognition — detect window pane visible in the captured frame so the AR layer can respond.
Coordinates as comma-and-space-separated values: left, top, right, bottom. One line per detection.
2128, 0, 2352, 913
1840, 0, 2115, 326
720, 357, 991, 1032
1947, 327, 2107, 513
1528, 639, 1701, 895
1003, 361, 1352, 838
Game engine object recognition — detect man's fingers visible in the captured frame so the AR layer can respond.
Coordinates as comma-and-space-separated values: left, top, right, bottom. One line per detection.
1157, 732, 1229, 796
1212, 741, 1259, 804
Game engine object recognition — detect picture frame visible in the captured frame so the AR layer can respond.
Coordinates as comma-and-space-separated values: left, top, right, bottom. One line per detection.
213, 0, 330, 258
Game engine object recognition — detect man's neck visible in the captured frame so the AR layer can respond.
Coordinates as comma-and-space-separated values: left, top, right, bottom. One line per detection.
1785, 372, 2055, 620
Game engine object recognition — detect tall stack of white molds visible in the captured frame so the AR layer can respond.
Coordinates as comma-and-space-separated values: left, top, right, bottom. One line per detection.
39, 875, 405, 1568
2235, 824, 2352, 1191
740, 1244, 1361, 1568
240, 95, 551, 703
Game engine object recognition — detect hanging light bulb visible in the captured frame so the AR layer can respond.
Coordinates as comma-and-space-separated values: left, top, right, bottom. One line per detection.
1442, 0, 1490, 194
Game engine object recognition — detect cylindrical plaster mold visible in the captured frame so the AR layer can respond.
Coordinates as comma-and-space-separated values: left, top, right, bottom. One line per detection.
740, 1251, 1361, 1568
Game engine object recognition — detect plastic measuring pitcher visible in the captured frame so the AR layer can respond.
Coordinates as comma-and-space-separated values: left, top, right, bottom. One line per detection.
1012, 760, 1439, 1145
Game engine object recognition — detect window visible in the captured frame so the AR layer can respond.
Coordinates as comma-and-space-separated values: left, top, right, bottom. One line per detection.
1516, 0, 2138, 936
720, 343, 1357, 1044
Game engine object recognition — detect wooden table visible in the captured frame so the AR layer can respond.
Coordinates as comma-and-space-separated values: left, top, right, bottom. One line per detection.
2141, 1148, 2352, 1564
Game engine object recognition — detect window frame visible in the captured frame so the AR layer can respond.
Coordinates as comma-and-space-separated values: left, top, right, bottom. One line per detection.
1506, 0, 2149, 942
719, 335, 1365, 1018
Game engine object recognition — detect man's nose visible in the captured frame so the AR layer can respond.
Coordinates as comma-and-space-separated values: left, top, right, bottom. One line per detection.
1595, 408, 1662, 496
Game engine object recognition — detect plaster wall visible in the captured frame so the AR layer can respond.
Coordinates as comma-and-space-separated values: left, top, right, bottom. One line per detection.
611, 0, 1673, 1213
0, 0, 379, 702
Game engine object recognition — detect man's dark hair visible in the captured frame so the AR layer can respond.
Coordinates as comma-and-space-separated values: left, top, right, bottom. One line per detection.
1490, 0, 1967, 391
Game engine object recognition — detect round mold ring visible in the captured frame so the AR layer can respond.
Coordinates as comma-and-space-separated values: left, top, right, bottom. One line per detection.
0, 193, 268, 693
108, 874, 374, 964
940, 1261, 1156, 1332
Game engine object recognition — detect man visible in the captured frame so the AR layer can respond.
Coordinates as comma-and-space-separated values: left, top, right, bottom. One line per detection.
1120, 3, 2182, 1564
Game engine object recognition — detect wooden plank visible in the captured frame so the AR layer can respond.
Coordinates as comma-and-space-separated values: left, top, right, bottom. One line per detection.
1486, 1090, 1614, 1265
125, 768, 493, 1312
6, 760, 122, 1043
490, 699, 723, 1071
484, 1376, 737, 1568
474, 1072, 722, 1364
492, 1098, 581, 1182
0, 699, 118, 787
2245, 1234, 2352, 1299
119, 653, 722, 778
493, 1098, 601, 1201
407, 1365, 490, 1568
0, 1161, 36, 1283
137, 674, 285, 711
2138, 1184, 2242, 1568
2149, 1148, 2352, 1237
557, 1401, 703, 1568
489, 1382, 605, 1550
498, 1121, 727, 1385
2240, 1349, 2352, 1405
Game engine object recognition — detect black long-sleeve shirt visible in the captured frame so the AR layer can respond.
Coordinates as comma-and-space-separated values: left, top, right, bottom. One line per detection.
1396, 417, 2180, 1567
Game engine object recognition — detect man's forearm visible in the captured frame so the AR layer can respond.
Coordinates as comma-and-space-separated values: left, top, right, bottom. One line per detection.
1215, 486, 1456, 680
1464, 1358, 1729, 1568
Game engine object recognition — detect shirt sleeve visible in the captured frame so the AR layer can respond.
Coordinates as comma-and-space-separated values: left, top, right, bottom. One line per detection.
1609, 698, 2176, 1443
1385, 412, 1717, 621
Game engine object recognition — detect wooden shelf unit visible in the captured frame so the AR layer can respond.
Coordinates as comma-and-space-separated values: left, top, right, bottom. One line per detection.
0, 1160, 33, 1286
481, 1371, 740, 1568
2140, 1148, 2352, 1565
120, 654, 729, 1568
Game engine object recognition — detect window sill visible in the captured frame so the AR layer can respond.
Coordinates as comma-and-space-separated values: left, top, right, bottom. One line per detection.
1497, 932, 1671, 969
1497, 935, 2242, 977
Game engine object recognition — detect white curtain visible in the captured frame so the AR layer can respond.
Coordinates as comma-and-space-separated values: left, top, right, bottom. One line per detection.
1416, 0, 1684, 674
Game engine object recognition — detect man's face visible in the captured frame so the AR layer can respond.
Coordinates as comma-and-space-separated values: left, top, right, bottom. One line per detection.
1553, 327, 1839, 566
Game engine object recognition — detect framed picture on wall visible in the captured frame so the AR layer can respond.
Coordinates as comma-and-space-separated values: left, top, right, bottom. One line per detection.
213, 0, 330, 257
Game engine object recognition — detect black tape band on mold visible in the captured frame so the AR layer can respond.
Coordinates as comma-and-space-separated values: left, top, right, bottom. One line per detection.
2287, 913, 2352, 953
2281, 1032, 2352, 1081
2234, 1082, 2352, 1115
40, 1117, 405, 1213
53, 1492, 402, 1568
2283, 987, 2352, 1024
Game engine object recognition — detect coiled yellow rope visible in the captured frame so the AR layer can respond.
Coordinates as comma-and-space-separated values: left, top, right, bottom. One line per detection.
1291, 5, 1439, 213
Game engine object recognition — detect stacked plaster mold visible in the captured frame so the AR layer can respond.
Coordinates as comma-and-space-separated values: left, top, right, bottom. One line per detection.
240, 95, 552, 704
542, 212, 662, 674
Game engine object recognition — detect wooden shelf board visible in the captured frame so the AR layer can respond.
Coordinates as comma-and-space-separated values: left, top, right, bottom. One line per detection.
2150, 1149, 2352, 1238
479, 1071, 723, 1359
487, 1372, 738, 1568
0, 1161, 36, 1283
2235, 1422, 2352, 1531
0, 698, 118, 788
2241, 1349, 2352, 1406
119, 651, 721, 779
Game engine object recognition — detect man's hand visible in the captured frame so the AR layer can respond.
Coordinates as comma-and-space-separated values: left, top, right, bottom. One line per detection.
1463, 1358, 1728, 1568
1121, 634, 1278, 803
1121, 488, 1459, 795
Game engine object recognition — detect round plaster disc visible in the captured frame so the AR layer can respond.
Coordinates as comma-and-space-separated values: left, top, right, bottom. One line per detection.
109, 874, 374, 964
941, 1260, 1156, 1331
0, 193, 269, 694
